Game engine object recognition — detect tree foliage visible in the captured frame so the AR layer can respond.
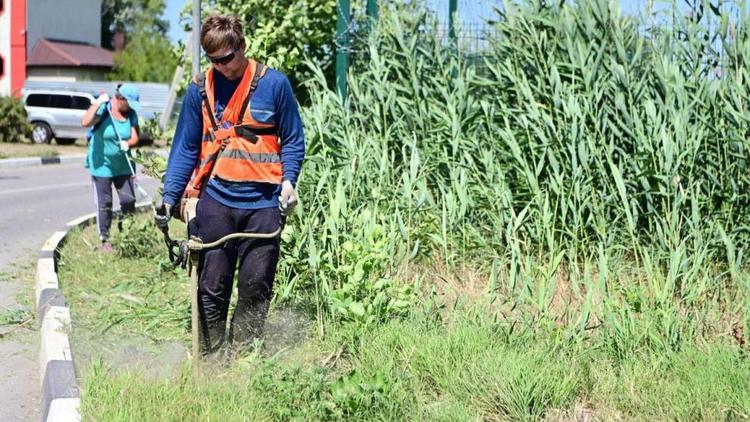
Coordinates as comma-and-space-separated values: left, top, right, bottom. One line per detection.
209, 0, 337, 97
104, 0, 178, 83
108, 31, 179, 83
101, 0, 169, 48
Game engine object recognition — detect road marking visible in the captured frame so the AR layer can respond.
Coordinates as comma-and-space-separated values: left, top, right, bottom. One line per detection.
0, 182, 89, 196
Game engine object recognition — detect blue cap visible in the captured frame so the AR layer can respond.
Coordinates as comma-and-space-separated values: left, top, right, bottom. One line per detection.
117, 84, 141, 112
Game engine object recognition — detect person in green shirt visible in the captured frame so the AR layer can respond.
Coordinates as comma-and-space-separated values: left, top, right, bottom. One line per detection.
81, 84, 141, 252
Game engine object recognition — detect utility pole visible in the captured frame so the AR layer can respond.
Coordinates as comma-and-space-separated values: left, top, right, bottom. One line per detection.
193, 0, 201, 77
449, 0, 458, 48
366, 0, 378, 20
336, 0, 351, 101
160, 34, 191, 130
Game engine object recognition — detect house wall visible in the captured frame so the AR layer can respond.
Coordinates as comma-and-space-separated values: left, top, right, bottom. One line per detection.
26, 66, 108, 82
0, 0, 26, 97
26, 0, 101, 55
10, 0, 26, 96
0, 0, 10, 96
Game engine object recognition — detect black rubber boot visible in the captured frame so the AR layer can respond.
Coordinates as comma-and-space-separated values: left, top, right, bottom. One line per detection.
229, 298, 269, 351
201, 320, 226, 356
199, 293, 228, 356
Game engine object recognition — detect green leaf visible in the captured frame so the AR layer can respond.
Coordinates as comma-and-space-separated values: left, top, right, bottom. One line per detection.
349, 302, 365, 317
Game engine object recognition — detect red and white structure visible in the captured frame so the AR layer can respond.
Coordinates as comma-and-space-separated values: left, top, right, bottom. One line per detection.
0, 0, 27, 97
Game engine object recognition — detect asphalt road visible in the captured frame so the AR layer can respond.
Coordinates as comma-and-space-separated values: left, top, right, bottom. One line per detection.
0, 162, 159, 421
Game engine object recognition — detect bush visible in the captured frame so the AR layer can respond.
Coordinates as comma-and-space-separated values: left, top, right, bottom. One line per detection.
0, 96, 31, 143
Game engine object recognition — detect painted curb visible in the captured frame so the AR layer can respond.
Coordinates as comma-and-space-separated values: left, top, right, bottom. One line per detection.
36, 234, 80, 422
36, 203, 153, 422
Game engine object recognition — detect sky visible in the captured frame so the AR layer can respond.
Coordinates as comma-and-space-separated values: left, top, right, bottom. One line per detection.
164, 0, 188, 43
161, 0, 649, 43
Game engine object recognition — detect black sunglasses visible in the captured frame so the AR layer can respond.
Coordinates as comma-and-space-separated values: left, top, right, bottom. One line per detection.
207, 49, 239, 65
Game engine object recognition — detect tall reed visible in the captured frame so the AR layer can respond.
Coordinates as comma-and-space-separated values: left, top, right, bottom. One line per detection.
275, 0, 749, 350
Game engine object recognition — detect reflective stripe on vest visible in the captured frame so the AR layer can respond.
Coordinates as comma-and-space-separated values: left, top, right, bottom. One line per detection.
191, 61, 282, 191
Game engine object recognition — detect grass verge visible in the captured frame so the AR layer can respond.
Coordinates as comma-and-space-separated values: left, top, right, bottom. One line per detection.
0, 139, 169, 160
57, 216, 191, 378
78, 315, 750, 421
0, 139, 87, 159
57, 216, 750, 421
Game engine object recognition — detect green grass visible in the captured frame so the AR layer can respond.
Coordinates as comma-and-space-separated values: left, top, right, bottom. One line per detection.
0, 259, 38, 338
0, 308, 33, 326
76, 311, 750, 421
58, 217, 750, 420
57, 220, 191, 345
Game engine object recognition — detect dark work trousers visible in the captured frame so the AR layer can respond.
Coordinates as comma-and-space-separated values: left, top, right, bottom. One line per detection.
194, 192, 281, 354
91, 175, 136, 241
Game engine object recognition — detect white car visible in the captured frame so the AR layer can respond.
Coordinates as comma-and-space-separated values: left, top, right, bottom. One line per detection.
22, 89, 95, 145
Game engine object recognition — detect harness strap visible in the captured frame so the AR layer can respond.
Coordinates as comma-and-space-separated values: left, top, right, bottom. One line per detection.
237, 63, 267, 125
194, 74, 219, 139
211, 125, 278, 143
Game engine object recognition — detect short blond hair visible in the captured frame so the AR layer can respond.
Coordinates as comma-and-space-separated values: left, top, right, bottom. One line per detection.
200, 14, 245, 54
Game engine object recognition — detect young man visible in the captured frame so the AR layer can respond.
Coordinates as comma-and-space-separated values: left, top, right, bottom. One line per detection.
155, 15, 305, 355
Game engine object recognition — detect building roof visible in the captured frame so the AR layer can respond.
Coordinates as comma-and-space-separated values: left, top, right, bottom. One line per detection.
27, 39, 113, 68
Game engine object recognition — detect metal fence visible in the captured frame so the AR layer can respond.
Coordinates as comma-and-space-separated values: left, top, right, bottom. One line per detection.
432, 0, 501, 54
335, 0, 502, 97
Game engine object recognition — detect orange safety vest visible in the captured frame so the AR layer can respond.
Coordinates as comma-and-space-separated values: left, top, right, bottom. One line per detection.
191, 60, 282, 191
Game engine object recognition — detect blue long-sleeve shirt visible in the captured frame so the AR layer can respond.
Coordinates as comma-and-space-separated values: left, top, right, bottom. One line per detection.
162, 66, 305, 209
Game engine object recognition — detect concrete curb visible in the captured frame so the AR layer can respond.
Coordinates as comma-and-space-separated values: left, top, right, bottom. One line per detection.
36, 203, 153, 422
0, 149, 168, 169
0, 155, 87, 169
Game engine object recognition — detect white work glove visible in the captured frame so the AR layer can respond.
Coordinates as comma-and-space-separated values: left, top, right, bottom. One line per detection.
279, 180, 298, 217
119, 141, 130, 151
95, 93, 109, 105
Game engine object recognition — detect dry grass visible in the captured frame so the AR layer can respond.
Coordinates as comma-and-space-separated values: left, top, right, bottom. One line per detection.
396, 256, 491, 310
0, 139, 88, 159
544, 401, 624, 422
0, 138, 169, 160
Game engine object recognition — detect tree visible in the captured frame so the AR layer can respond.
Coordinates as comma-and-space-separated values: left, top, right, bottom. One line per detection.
210, 0, 337, 100
101, 0, 169, 49
103, 0, 178, 83
108, 30, 179, 83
